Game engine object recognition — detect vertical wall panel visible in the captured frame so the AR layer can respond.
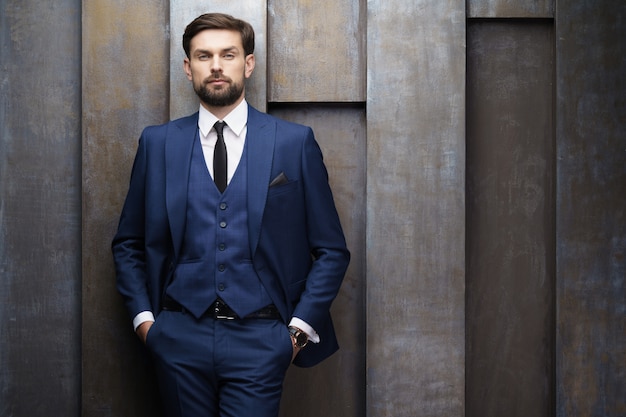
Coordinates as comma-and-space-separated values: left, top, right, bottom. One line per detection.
169, 0, 268, 119
82, 1, 169, 416
268, 0, 366, 102
556, 1, 626, 416
466, 20, 555, 417
468, 0, 554, 18
270, 105, 366, 417
366, 1, 466, 416
0, 1, 82, 416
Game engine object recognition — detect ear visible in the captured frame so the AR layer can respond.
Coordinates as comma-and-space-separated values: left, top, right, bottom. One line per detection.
244, 54, 255, 79
183, 58, 192, 81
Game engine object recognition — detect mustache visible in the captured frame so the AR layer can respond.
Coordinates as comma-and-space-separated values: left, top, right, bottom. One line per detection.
204, 73, 231, 84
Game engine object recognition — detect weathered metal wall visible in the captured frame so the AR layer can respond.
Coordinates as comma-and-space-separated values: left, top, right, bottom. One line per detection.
556, 0, 626, 415
466, 20, 555, 417
268, 0, 366, 102
271, 104, 366, 417
81, 1, 169, 415
366, 1, 466, 415
468, 0, 554, 17
1, 0, 624, 416
266, 1, 367, 414
0, 0, 82, 415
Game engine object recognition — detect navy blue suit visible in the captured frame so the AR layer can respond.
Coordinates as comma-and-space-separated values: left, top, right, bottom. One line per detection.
112, 104, 349, 413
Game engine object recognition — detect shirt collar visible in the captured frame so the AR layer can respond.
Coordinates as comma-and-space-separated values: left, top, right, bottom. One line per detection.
198, 99, 248, 138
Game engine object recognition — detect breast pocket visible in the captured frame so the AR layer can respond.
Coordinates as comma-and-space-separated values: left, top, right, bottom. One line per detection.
265, 180, 303, 229
267, 180, 298, 197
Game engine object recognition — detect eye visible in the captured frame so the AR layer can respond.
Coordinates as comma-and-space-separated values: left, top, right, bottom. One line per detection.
224, 53, 235, 59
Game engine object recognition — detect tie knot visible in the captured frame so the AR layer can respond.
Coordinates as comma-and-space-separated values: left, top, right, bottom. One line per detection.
214, 121, 226, 135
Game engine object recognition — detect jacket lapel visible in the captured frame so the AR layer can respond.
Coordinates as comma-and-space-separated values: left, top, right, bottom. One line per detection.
165, 113, 198, 260
246, 105, 275, 256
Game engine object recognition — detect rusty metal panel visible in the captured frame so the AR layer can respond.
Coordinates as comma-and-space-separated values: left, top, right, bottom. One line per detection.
366, 1, 466, 416
555, 1, 626, 416
169, 0, 268, 119
269, 104, 366, 417
468, 0, 554, 18
0, 0, 81, 415
267, 0, 366, 102
466, 20, 555, 417
81, 1, 169, 416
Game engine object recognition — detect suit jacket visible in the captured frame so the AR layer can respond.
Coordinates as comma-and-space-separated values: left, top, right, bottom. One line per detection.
112, 104, 350, 367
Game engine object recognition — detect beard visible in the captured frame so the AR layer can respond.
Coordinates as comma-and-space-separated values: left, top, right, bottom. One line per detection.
193, 75, 244, 107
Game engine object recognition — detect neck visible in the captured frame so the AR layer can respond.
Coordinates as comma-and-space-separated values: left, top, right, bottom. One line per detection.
201, 95, 245, 120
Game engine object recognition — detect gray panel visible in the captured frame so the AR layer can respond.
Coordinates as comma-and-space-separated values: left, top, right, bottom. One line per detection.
556, 1, 626, 416
169, 0, 267, 119
466, 21, 555, 417
269, 105, 366, 417
366, 1, 466, 416
0, 0, 81, 415
82, 1, 169, 416
268, 0, 366, 102
468, 0, 554, 18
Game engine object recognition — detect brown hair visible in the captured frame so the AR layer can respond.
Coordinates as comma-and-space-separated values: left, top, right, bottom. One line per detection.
183, 13, 255, 58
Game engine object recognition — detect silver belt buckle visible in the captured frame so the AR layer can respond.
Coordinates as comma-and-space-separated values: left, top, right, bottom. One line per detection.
214, 300, 235, 320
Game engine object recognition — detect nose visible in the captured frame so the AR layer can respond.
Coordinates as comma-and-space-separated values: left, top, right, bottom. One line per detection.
210, 57, 222, 73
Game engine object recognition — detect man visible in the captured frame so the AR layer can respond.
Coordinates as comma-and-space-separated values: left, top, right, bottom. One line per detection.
112, 12, 350, 417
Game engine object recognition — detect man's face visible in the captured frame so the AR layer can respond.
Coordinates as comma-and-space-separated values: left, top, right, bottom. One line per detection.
184, 29, 255, 109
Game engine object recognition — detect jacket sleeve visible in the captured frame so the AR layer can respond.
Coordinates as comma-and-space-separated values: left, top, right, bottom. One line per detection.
111, 132, 152, 319
291, 128, 350, 333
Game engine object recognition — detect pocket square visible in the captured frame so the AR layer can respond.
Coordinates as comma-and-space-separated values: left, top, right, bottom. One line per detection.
269, 172, 289, 187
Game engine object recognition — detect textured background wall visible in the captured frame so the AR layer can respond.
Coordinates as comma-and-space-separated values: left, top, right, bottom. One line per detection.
271, 104, 366, 417
468, 0, 554, 17
0, 1, 82, 415
556, 0, 626, 415
81, 1, 169, 415
366, 1, 466, 415
466, 20, 555, 417
0, 0, 624, 416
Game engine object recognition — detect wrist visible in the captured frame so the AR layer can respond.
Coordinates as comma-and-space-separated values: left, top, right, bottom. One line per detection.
288, 326, 309, 349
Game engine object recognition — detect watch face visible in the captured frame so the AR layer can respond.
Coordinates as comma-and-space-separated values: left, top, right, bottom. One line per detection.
295, 332, 308, 348
290, 327, 308, 348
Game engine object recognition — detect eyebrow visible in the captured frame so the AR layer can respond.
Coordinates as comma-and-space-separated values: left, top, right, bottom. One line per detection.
193, 46, 240, 56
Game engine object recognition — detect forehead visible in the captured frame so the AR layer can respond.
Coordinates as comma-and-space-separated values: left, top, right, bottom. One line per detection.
189, 29, 244, 53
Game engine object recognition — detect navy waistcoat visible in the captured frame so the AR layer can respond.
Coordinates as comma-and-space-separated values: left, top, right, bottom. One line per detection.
165, 130, 272, 318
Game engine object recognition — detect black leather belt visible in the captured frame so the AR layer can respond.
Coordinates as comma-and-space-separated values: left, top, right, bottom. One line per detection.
162, 297, 280, 320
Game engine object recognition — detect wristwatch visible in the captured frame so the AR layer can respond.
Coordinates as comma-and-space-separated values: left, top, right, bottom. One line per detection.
288, 326, 309, 349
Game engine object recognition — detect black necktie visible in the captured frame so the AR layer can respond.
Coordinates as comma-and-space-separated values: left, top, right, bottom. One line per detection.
213, 121, 227, 193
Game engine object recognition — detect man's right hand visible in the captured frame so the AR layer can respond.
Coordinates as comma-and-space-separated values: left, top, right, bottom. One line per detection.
136, 321, 154, 345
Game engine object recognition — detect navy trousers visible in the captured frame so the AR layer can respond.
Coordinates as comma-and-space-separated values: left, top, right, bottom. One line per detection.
146, 310, 294, 417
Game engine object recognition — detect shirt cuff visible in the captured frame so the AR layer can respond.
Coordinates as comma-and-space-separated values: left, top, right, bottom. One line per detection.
289, 317, 320, 343
132, 311, 155, 331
